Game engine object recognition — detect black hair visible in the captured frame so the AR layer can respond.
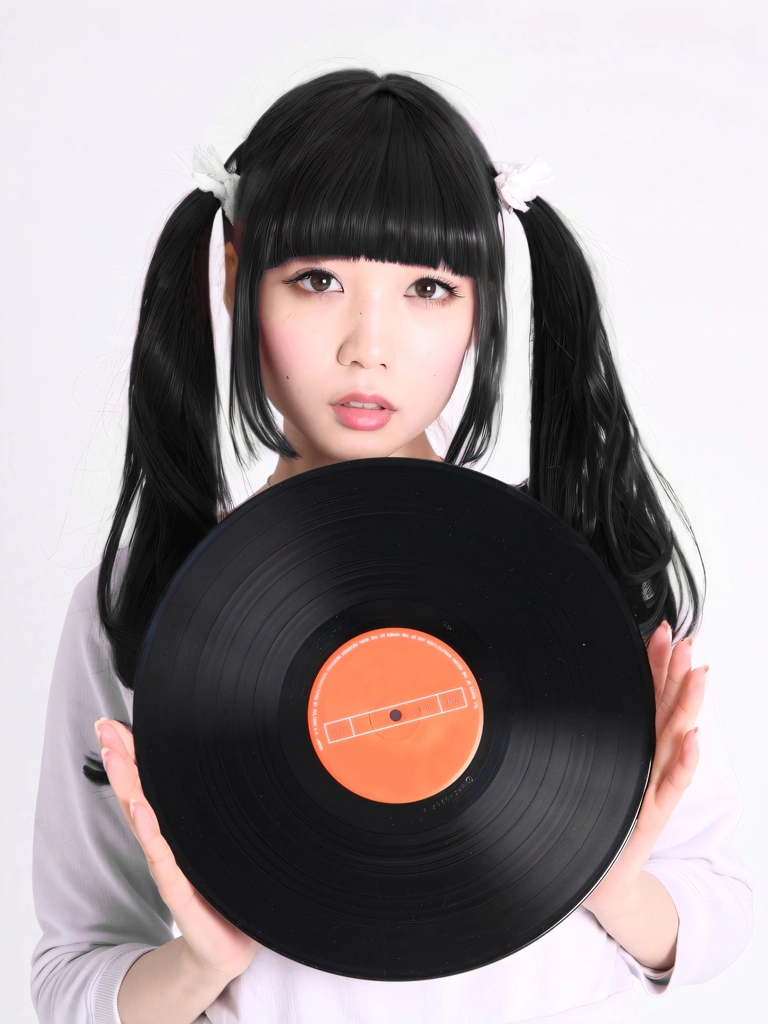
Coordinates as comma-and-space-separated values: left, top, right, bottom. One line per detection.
83, 67, 703, 784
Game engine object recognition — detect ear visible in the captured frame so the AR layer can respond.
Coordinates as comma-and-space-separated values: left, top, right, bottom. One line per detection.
224, 241, 239, 317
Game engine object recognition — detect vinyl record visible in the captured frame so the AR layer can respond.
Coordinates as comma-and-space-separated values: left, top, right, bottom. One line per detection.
132, 457, 655, 981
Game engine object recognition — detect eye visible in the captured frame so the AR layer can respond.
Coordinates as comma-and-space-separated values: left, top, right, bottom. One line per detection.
289, 269, 343, 294
407, 278, 459, 307
283, 268, 460, 306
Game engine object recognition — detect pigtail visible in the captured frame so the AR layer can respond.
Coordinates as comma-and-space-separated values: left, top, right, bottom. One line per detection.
84, 188, 232, 785
516, 197, 703, 642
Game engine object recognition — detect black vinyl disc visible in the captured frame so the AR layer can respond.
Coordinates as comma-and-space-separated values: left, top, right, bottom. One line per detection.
132, 457, 655, 981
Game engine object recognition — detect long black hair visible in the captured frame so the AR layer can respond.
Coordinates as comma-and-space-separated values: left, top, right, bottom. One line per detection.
84, 67, 704, 784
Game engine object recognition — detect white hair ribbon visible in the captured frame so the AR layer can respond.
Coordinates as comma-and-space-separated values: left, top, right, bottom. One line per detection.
191, 143, 241, 222
493, 156, 554, 213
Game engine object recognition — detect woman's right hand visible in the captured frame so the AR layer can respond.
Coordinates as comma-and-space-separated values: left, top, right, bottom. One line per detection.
95, 718, 262, 981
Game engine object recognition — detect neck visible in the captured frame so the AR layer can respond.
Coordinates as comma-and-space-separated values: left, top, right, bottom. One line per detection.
265, 428, 444, 490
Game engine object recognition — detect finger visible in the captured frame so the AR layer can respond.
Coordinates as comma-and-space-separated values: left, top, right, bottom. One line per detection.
109, 720, 136, 762
101, 741, 145, 833
95, 718, 135, 761
647, 621, 674, 719
662, 664, 707, 738
130, 799, 198, 917
650, 666, 707, 787
654, 727, 700, 821
102, 750, 198, 921
655, 637, 693, 736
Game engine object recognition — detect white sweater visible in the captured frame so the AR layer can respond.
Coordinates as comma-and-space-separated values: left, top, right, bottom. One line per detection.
30, 557, 753, 1023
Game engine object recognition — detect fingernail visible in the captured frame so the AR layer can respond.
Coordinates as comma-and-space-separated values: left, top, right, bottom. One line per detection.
686, 636, 694, 647
101, 747, 111, 770
663, 620, 672, 638
703, 664, 710, 673
94, 717, 108, 743
129, 799, 137, 822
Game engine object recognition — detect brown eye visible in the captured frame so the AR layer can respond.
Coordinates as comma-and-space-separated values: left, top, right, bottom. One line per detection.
307, 272, 333, 292
414, 279, 440, 300
408, 278, 457, 303
295, 270, 342, 293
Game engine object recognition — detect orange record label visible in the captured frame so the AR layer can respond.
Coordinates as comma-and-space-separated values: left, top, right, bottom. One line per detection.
308, 628, 483, 803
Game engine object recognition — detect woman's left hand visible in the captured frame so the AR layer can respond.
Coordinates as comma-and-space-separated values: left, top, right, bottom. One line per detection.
582, 622, 708, 915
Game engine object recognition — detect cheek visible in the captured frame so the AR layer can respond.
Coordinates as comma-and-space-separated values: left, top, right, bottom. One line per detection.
407, 315, 473, 395
258, 309, 322, 389
257, 276, 317, 386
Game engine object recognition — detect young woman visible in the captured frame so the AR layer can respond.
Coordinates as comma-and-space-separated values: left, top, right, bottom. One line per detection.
30, 68, 752, 1024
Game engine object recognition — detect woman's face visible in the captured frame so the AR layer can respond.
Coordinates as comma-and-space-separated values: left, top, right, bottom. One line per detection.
224, 244, 476, 472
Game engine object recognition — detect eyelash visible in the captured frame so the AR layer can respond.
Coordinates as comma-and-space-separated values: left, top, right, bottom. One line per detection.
284, 268, 460, 308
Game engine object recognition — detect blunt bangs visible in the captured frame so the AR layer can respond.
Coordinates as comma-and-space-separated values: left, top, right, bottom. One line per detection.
235, 72, 503, 283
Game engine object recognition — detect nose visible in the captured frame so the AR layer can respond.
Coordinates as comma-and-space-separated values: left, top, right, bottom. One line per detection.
337, 294, 395, 370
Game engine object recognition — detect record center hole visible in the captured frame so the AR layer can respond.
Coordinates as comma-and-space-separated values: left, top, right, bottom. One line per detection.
389, 709, 402, 722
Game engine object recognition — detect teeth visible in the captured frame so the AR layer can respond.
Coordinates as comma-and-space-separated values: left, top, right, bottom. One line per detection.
342, 401, 384, 409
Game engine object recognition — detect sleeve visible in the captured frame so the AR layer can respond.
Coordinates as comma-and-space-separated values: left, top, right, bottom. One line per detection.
29, 559, 194, 1024
616, 649, 754, 995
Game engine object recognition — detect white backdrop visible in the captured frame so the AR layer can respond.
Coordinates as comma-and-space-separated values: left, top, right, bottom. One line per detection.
2, 1, 764, 1020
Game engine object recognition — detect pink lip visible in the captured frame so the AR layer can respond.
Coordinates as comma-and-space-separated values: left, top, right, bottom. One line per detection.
332, 403, 394, 431
332, 392, 395, 410
330, 391, 396, 431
